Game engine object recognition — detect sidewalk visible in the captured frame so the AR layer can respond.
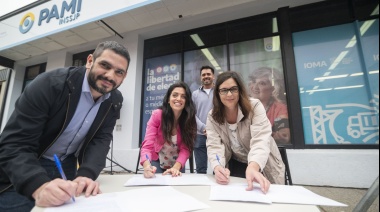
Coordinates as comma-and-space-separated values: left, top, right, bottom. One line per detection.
302, 185, 379, 212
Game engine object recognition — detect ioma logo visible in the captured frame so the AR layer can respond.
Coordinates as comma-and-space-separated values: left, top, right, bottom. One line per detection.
19, 12, 35, 34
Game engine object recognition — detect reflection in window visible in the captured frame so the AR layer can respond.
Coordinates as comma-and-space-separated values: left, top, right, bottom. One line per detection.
184, 45, 228, 93
293, 22, 379, 145
229, 36, 291, 145
359, 19, 379, 103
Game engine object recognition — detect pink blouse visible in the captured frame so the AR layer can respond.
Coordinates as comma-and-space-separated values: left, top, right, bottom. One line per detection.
139, 109, 190, 169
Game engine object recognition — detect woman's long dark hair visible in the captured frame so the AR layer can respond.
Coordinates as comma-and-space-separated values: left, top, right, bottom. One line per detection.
160, 82, 197, 152
212, 71, 252, 125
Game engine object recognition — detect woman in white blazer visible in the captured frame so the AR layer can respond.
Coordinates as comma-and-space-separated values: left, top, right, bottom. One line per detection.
206, 71, 285, 193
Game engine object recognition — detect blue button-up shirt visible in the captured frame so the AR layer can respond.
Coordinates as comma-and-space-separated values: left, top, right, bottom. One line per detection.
43, 73, 110, 161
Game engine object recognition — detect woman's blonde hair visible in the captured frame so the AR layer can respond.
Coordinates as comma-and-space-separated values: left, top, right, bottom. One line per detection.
249, 67, 286, 103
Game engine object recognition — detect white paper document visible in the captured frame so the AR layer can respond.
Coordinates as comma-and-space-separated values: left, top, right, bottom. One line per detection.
124, 174, 216, 186
266, 184, 347, 206
45, 186, 210, 212
209, 183, 271, 204
209, 183, 347, 207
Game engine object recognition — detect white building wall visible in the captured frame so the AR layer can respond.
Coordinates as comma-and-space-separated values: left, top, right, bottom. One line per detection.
288, 149, 379, 188
112, 33, 144, 151
107, 33, 144, 173
46, 51, 72, 71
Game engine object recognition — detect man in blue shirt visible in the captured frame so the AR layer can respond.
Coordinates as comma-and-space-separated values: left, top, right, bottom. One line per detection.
0, 41, 130, 211
192, 65, 215, 174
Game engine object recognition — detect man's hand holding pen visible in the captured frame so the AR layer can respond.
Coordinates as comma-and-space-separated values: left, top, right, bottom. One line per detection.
32, 179, 77, 207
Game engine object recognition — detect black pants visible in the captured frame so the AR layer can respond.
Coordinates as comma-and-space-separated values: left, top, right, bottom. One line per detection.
229, 158, 247, 178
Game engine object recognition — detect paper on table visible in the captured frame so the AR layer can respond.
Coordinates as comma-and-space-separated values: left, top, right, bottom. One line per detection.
45, 186, 209, 212
209, 183, 272, 204
209, 183, 347, 207
266, 184, 347, 206
124, 174, 216, 186
118, 186, 210, 212
45, 193, 123, 212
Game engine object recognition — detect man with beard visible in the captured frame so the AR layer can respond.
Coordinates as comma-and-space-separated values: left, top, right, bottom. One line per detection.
0, 41, 130, 211
191, 65, 215, 174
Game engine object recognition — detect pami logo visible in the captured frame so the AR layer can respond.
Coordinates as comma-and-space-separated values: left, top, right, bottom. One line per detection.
19, 12, 35, 34
19, 0, 82, 34
38, 0, 82, 26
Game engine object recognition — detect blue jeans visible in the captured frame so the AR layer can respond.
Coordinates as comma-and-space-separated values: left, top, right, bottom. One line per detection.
194, 134, 208, 174
0, 154, 77, 212
151, 160, 185, 173
0, 188, 34, 212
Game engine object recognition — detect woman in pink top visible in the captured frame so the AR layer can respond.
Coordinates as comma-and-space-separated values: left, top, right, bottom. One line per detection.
140, 82, 197, 178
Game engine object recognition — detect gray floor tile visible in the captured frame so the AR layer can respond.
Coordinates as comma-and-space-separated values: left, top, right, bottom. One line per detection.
303, 185, 379, 212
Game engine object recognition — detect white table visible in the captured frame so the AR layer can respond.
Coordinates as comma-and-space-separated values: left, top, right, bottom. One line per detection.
32, 174, 320, 212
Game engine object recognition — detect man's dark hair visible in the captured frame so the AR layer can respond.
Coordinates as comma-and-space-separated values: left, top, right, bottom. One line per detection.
199, 65, 214, 75
92, 41, 131, 70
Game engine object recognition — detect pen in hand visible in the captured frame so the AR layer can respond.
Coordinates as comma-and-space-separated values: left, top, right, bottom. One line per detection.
216, 154, 223, 168
53, 154, 76, 203
145, 154, 156, 176
216, 154, 228, 179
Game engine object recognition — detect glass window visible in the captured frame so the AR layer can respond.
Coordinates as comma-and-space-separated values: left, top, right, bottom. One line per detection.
230, 36, 291, 145
25, 66, 40, 79
140, 53, 182, 142
141, 1, 379, 149
73, 50, 94, 66
23, 63, 46, 91
359, 19, 379, 101
293, 22, 379, 145
183, 25, 226, 51
184, 45, 228, 93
